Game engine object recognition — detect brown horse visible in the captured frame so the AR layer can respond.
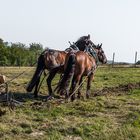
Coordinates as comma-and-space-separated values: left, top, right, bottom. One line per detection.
57, 44, 107, 101
26, 49, 67, 98
26, 35, 94, 98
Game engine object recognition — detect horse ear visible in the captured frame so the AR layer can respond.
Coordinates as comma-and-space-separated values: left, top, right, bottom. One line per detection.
87, 34, 90, 39
98, 43, 102, 48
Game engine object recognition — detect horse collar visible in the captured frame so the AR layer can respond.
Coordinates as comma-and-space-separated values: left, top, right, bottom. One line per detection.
88, 48, 99, 65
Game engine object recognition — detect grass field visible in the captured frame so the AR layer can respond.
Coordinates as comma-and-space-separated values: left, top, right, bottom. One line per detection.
0, 66, 140, 140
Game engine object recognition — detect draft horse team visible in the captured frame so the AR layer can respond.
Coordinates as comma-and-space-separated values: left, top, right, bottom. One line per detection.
26, 35, 107, 101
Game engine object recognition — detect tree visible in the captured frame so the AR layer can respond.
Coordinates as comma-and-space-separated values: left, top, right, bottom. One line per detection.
8, 43, 28, 66
0, 38, 44, 66
29, 43, 43, 64
29, 43, 43, 52
0, 38, 8, 65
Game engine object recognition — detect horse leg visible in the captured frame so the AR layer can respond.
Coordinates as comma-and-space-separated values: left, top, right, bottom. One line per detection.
70, 74, 81, 101
77, 76, 83, 99
34, 78, 40, 98
47, 69, 58, 97
86, 73, 94, 99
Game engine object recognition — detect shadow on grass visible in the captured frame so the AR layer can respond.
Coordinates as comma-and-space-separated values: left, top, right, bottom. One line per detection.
8, 92, 62, 103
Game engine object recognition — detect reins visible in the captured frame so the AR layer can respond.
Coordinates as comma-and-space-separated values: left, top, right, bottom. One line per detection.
36, 71, 49, 94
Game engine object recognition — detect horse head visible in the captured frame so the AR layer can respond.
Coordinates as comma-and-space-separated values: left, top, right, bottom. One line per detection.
95, 44, 107, 64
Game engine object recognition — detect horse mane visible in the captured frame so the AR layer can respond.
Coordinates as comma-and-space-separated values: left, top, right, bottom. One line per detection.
75, 36, 88, 44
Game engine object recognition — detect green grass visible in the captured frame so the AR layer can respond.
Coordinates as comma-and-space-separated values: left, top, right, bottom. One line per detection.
0, 67, 140, 140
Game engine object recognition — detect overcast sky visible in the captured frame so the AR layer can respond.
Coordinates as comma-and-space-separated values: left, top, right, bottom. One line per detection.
0, 0, 140, 62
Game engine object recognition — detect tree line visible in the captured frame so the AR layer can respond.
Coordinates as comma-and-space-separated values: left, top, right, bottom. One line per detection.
0, 38, 44, 66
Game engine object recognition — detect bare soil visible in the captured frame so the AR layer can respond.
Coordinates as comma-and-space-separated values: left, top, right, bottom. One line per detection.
94, 82, 140, 96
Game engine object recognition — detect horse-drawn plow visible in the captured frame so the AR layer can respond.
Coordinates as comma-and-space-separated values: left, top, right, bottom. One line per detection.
0, 75, 8, 101
0, 75, 22, 109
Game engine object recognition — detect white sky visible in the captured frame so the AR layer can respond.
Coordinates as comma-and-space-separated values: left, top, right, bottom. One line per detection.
0, 0, 140, 62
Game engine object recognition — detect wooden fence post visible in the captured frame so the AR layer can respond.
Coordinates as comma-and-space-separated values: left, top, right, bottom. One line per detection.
134, 51, 137, 67
112, 52, 115, 68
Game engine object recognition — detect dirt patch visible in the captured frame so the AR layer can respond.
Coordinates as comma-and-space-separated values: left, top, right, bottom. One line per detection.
94, 82, 140, 96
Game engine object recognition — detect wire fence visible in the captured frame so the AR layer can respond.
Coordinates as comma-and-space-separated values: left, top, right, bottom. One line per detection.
110, 51, 140, 68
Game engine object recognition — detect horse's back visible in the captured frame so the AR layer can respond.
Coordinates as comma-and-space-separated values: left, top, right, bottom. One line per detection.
44, 49, 67, 70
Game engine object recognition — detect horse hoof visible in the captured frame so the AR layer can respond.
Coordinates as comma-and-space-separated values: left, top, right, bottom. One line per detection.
86, 94, 90, 99
71, 96, 75, 102
60, 90, 65, 96
71, 98, 74, 102
34, 95, 38, 98
77, 95, 81, 99
46, 95, 54, 100
65, 94, 69, 99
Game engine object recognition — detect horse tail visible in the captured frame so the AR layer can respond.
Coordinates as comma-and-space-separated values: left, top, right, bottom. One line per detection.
58, 52, 76, 92
26, 53, 46, 92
